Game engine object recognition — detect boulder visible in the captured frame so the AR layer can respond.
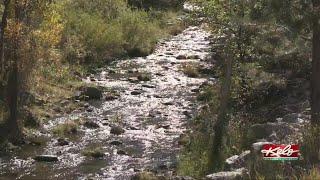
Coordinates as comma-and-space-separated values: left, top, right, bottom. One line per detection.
34, 155, 59, 162
225, 150, 251, 170
206, 168, 248, 180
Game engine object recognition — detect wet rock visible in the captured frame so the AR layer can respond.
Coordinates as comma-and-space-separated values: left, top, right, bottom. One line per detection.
110, 140, 123, 146
156, 124, 170, 129
225, 150, 251, 170
131, 90, 143, 95
183, 111, 192, 118
57, 138, 69, 146
109, 69, 116, 74
34, 155, 59, 162
128, 77, 140, 83
128, 69, 139, 74
117, 149, 127, 155
187, 55, 200, 59
84, 120, 100, 129
163, 101, 174, 106
110, 126, 125, 135
206, 168, 248, 180
176, 55, 187, 59
105, 94, 119, 101
81, 86, 103, 100
142, 84, 156, 88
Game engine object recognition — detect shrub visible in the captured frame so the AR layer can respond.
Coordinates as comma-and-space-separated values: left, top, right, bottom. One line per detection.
52, 121, 78, 136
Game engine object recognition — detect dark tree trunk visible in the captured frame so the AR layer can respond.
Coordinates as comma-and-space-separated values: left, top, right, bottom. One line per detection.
6, 63, 21, 143
208, 53, 232, 172
0, 0, 10, 80
311, 1, 320, 125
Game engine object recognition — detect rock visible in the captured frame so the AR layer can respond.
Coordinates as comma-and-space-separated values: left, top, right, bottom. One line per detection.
142, 84, 156, 88
128, 77, 140, 83
57, 138, 69, 146
110, 126, 125, 135
252, 141, 272, 152
84, 121, 100, 129
110, 140, 123, 146
131, 90, 143, 95
183, 111, 192, 118
206, 168, 248, 180
105, 94, 119, 101
176, 55, 187, 59
282, 113, 305, 123
81, 86, 103, 100
247, 122, 289, 141
19, 91, 36, 105
109, 69, 116, 74
187, 55, 200, 59
225, 150, 251, 170
117, 149, 127, 155
157, 124, 170, 129
165, 52, 174, 55
34, 155, 59, 162
163, 101, 174, 106
137, 74, 151, 81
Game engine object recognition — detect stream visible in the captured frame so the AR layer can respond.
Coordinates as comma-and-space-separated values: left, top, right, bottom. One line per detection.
0, 23, 214, 179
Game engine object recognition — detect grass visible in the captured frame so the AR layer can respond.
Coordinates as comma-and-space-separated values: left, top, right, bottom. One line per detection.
181, 63, 200, 78
52, 121, 78, 137
82, 146, 105, 158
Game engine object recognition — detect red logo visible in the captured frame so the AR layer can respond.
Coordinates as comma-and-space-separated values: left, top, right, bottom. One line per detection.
261, 144, 300, 161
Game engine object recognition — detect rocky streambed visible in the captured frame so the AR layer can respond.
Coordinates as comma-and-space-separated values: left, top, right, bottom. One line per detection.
0, 25, 215, 179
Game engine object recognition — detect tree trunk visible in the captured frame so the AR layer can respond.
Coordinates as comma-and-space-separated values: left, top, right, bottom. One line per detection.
208, 52, 232, 172
0, 0, 10, 80
311, 1, 320, 125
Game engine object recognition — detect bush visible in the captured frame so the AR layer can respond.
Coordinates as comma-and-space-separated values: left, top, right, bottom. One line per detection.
62, 0, 166, 63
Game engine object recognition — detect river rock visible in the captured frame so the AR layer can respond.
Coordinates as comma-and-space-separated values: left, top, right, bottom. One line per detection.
142, 84, 156, 88
117, 149, 127, 155
84, 120, 100, 129
206, 168, 248, 180
34, 155, 59, 162
128, 77, 140, 83
105, 94, 119, 101
57, 138, 69, 146
176, 55, 187, 59
81, 86, 103, 100
131, 90, 143, 95
110, 126, 125, 135
110, 140, 123, 146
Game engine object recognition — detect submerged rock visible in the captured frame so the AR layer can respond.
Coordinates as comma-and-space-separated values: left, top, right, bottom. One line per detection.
34, 155, 58, 162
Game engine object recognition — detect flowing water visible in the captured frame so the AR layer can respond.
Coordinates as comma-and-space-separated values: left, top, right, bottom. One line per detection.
0, 24, 214, 179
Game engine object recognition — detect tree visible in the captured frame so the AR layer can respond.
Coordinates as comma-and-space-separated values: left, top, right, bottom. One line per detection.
311, 0, 320, 124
